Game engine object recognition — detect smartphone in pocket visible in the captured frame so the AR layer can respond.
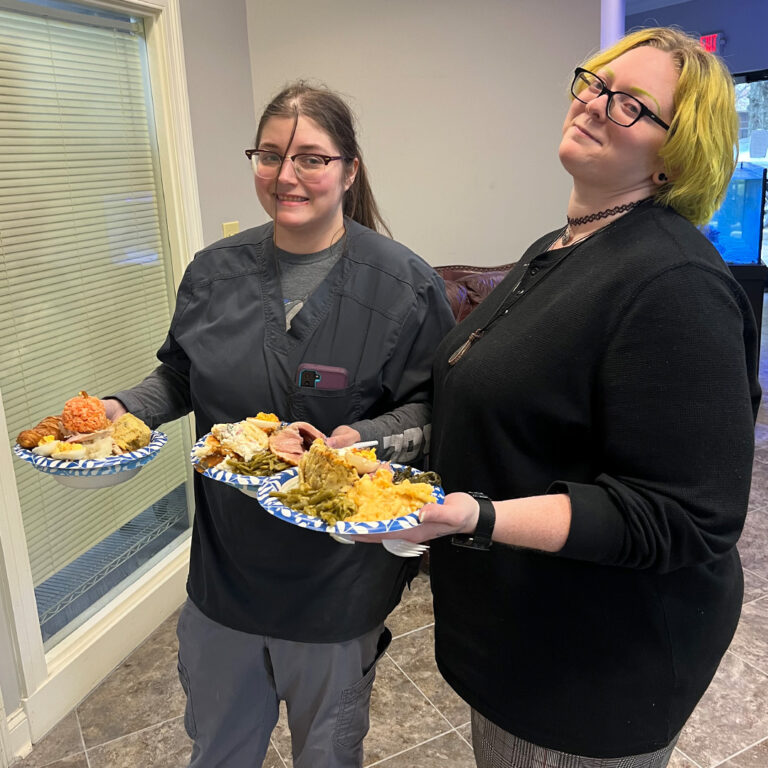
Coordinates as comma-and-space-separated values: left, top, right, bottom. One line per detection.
296, 363, 349, 390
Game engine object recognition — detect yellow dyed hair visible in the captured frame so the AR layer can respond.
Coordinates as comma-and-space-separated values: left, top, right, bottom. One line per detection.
580, 27, 738, 226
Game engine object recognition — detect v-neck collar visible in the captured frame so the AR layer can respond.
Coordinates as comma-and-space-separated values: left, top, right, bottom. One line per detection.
261, 233, 351, 351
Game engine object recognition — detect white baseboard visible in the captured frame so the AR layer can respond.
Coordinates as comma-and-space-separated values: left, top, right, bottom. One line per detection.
5, 707, 30, 766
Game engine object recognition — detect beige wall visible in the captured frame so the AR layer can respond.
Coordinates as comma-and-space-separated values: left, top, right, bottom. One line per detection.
245, 0, 601, 266
179, 0, 262, 246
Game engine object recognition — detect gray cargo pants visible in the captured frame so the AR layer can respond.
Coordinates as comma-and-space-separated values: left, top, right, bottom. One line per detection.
176, 598, 390, 768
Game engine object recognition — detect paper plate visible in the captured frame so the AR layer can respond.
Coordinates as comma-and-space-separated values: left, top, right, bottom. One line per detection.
190, 432, 287, 498
255, 465, 444, 535
13, 431, 167, 489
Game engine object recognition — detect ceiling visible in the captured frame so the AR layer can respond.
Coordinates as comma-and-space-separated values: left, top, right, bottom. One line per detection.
625, 0, 692, 14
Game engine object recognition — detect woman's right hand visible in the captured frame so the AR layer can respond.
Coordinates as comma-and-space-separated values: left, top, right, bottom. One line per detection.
102, 398, 127, 422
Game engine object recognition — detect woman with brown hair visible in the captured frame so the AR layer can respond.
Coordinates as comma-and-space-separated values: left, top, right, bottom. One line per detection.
103, 82, 454, 767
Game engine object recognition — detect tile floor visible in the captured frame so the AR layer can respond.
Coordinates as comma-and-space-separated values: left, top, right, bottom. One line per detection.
13, 296, 768, 768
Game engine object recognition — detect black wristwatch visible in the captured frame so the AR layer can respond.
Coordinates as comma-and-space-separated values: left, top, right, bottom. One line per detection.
451, 491, 495, 550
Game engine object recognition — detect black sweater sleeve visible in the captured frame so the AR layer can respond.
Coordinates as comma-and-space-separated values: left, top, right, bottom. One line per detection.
554, 262, 760, 572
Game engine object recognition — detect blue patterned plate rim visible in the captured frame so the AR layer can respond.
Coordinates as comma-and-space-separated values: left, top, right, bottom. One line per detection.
190, 432, 281, 488
255, 465, 444, 535
13, 430, 167, 475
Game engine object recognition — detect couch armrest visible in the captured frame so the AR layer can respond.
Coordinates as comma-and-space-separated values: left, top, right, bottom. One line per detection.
436, 263, 514, 321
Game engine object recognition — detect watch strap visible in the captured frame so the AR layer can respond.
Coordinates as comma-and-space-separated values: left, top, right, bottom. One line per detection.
452, 492, 495, 550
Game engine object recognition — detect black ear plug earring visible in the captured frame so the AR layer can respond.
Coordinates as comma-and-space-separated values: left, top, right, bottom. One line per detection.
658, 173, 668, 182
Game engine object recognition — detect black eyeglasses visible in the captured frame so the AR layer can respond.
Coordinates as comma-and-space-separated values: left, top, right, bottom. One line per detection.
570, 68, 670, 131
245, 149, 350, 181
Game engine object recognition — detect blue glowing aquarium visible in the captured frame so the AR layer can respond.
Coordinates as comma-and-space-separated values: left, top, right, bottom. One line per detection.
702, 162, 767, 344
703, 162, 765, 265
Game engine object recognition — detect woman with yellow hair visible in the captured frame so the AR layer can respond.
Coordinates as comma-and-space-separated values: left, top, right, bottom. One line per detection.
366, 27, 762, 767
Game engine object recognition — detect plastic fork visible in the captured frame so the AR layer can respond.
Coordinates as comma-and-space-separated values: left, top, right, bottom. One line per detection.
382, 539, 429, 558
349, 440, 378, 449
329, 531, 355, 545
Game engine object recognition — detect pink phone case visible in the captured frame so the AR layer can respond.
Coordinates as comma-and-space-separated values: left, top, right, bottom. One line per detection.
296, 364, 349, 390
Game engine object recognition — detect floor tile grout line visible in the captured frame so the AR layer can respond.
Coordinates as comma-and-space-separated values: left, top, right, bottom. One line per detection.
19, 733, 86, 768
725, 646, 768, 679
710, 733, 768, 767
269, 732, 289, 767
75, 709, 92, 768
78, 713, 186, 753
455, 720, 472, 749
384, 650, 457, 731
390, 621, 435, 641
27, 712, 92, 768
743, 594, 768, 606
363, 726, 459, 767
26, 712, 92, 768
672, 745, 704, 768
19, 752, 71, 768
743, 565, 768, 585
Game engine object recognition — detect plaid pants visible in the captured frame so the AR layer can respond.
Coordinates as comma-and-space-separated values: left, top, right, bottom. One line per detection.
471, 710, 678, 768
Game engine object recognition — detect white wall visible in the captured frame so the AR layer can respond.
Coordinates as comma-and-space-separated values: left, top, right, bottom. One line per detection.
179, 0, 262, 246
245, 0, 601, 266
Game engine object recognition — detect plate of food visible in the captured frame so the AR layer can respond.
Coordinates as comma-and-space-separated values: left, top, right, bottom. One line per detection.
255, 439, 444, 535
190, 414, 326, 497
13, 392, 164, 489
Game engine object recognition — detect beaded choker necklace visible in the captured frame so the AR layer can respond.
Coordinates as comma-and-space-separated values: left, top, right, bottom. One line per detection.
561, 197, 651, 246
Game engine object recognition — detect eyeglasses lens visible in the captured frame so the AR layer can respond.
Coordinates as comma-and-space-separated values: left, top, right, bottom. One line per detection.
251, 152, 327, 181
572, 70, 645, 127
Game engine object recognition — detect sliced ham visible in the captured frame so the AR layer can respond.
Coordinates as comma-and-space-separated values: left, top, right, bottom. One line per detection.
295, 421, 326, 447
269, 421, 325, 465
64, 428, 113, 443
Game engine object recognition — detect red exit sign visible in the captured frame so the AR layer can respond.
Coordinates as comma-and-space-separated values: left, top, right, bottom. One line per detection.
700, 32, 724, 53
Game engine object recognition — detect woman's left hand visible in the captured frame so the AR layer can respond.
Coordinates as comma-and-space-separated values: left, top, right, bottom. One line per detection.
326, 425, 361, 449
350, 492, 480, 544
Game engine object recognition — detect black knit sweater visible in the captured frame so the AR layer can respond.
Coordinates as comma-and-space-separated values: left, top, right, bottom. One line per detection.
429, 202, 761, 757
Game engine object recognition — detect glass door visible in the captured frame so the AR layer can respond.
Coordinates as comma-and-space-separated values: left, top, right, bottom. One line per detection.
0, 0, 193, 651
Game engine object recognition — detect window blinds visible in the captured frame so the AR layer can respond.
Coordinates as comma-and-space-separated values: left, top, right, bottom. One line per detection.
0, 5, 190, 586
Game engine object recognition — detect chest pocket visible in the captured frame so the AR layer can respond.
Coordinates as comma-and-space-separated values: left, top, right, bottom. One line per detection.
288, 384, 363, 435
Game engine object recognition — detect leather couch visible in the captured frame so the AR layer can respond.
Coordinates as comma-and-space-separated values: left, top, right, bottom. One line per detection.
437, 263, 764, 360
417, 263, 513, 573
435, 263, 514, 321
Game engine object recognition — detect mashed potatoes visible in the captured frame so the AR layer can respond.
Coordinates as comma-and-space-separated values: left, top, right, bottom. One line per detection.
345, 468, 435, 522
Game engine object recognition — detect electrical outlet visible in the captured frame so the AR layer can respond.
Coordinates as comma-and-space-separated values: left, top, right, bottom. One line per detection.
221, 221, 240, 238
